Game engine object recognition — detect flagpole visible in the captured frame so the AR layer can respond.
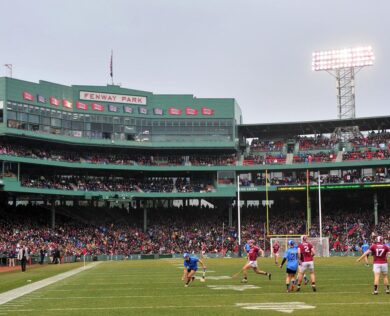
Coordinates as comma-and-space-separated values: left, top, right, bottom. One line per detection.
265, 169, 269, 235
237, 176, 241, 257
110, 50, 114, 85
318, 170, 323, 245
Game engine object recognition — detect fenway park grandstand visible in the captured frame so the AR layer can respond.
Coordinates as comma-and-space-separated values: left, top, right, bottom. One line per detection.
0, 76, 389, 262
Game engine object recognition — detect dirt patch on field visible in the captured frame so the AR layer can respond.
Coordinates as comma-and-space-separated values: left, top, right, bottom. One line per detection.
0, 266, 20, 273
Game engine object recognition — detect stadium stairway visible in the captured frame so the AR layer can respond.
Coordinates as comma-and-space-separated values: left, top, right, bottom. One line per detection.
335, 150, 344, 162
285, 153, 294, 164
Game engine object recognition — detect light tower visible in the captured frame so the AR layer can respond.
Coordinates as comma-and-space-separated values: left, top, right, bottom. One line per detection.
312, 46, 374, 140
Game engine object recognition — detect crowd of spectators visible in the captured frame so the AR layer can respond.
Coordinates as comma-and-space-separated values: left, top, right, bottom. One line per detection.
0, 204, 389, 262
21, 175, 215, 193
239, 171, 390, 187
342, 149, 390, 161
297, 135, 337, 151
250, 139, 285, 152
349, 131, 390, 150
0, 142, 236, 167
293, 151, 336, 163
243, 153, 287, 165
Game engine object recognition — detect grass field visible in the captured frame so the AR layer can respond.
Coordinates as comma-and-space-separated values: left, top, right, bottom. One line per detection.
0, 257, 389, 315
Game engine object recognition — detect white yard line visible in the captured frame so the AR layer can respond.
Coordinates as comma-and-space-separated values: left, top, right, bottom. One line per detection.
32, 291, 362, 298
0, 301, 388, 313
0, 263, 100, 306
0, 300, 389, 313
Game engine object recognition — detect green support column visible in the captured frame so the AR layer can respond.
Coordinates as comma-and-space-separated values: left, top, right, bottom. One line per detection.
51, 201, 55, 229
143, 205, 147, 233
228, 203, 232, 227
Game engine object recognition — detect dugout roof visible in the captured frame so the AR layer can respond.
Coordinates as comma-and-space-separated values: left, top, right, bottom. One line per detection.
238, 115, 390, 138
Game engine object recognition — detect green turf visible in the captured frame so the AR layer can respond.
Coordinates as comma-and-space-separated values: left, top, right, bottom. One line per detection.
0, 257, 389, 315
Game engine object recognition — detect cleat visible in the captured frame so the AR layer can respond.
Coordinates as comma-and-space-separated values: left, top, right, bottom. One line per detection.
312, 286, 317, 292
268, 273, 272, 280
296, 287, 301, 292
241, 278, 248, 283
386, 290, 389, 294
191, 276, 195, 282
365, 264, 370, 268
185, 284, 189, 288
372, 291, 378, 295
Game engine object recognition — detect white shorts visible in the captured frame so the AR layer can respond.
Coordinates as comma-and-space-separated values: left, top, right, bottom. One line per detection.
248, 260, 258, 268
299, 261, 314, 273
373, 263, 388, 274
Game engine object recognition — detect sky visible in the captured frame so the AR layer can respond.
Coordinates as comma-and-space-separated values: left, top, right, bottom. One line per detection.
0, 0, 389, 124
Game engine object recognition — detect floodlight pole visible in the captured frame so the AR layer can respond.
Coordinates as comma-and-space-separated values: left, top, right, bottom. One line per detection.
335, 67, 356, 120
333, 67, 360, 141
312, 46, 374, 141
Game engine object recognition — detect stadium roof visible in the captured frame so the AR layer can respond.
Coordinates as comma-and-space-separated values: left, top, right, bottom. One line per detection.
238, 115, 390, 138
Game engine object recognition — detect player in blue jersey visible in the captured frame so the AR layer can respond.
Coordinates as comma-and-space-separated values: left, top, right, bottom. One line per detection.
244, 240, 252, 260
280, 240, 299, 292
182, 253, 206, 287
360, 240, 370, 267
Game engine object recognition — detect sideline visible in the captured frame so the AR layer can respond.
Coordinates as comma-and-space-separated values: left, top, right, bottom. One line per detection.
0, 262, 100, 305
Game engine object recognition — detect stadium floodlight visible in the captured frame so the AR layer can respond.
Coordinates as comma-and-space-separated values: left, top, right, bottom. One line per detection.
312, 46, 374, 140
312, 46, 374, 71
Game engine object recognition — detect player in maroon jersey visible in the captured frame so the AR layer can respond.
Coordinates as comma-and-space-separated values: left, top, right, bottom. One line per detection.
357, 236, 389, 295
296, 235, 316, 292
273, 241, 280, 265
238, 240, 271, 283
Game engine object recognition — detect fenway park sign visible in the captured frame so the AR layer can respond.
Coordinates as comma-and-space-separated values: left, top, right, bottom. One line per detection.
79, 91, 147, 105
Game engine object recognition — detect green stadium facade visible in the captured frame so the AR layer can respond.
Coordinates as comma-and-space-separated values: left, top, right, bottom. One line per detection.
0, 77, 389, 229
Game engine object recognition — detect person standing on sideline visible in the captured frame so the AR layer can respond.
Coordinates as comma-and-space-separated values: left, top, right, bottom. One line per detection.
8, 247, 16, 267
357, 236, 389, 295
17, 243, 29, 272
40, 246, 46, 265
296, 235, 316, 292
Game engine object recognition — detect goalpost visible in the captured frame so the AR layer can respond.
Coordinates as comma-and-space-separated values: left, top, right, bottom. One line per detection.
263, 169, 329, 256
270, 237, 330, 257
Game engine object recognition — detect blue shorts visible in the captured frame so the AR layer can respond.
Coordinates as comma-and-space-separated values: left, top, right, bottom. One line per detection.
286, 268, 297, 275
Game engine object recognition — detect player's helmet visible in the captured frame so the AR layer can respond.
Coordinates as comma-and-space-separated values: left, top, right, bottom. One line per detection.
288, 240, 295, 247
301, 235, 308, 242
376, 236, 383, 243
183, 252, 190, 259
